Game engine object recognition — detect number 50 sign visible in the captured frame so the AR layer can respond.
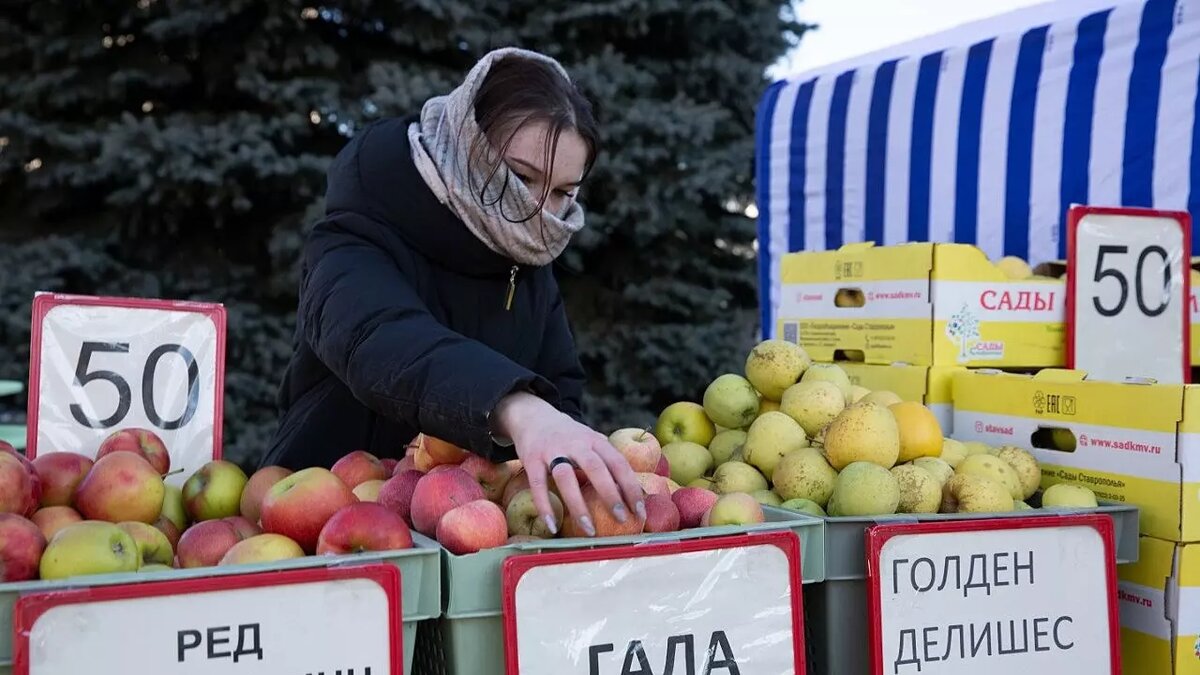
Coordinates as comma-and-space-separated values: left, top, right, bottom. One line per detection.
1067, 206, 1191, 384
27, 294, 227, 485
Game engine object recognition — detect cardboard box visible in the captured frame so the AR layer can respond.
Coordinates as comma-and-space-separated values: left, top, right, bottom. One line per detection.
776, 242, 1065, 367
952, 369, 1199, 543
1119, 536, 1200, 674
835, 362, 962, 435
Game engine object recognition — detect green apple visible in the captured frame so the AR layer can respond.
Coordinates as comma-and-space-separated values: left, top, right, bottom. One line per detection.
159, 484, 187, 531
655, 402, 716, 447
703, 374, 760, 430
40, 521, 139, 580
117, 521, 174, 567
1041, 483, 1098, 508
183, 460, 249, 522
661, 442, 713, 487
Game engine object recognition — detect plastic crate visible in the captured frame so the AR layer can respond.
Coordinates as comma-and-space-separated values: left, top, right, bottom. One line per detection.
804, 502, 1140, 675
415, 508, 824, 675
0, 533, 440, 675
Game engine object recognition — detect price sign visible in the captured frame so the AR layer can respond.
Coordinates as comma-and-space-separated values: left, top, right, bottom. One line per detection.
1067, 205, 1191, 384
866, 515, 1120, 675
27, 293, 227, 485
12, 565, 401, 675
501, 532, 805, 675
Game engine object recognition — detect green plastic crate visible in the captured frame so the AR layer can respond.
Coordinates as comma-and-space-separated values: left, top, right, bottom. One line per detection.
0, 533, 440, 675
416, 508, 825, 675
805, 501, 1140, 675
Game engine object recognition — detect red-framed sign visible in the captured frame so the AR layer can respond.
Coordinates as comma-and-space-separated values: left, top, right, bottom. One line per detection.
1066, 205, 1191, 384
865, 514, 1121, 675
501, 531, 806, 675
12, 564, 401, 675
26, 293, 227, 485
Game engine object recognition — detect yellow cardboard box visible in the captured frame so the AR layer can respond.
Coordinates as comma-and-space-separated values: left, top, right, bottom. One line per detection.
776, 242, 1065, 367
835, 362, 962, 435
952, 369, 1200, 542
1119, 536, 1200, 674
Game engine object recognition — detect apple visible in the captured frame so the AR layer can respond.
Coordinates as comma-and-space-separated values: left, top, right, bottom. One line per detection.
260, 467, 357, 553
96, 428, 170, 475
331, 450, 388, 489
436, 499, 507, 555
183, 460, 249, 522
393, 455, 418, 475
224, 515, 262, 539
117, 521, 174, 567
643, 494, 681, 533
353, 479, 385, 501
704, 493, 765, 527
0, 453, 36, 516
153, 515, 182, 550
219, 533, 306, 566
74, 452, 164, 524
608, 428, 663, 473
562, 484, 646, 538
428, 464, 460, 475
654, 454, 670, 478
508, 534, 541, 544
176, 519, 243, 568
32, 506, 82, 541
671, 488, 718, 529
316, 503, 414, 555
636, 472, 672, 497
31, 452, 93, 507
418, 434, 470, 466
380, 458, 399, 475
501, 470, 532, 508
139, 563, 173, 573
378, 470, 423, 526
240, 466, 292, 524
506, 489, 563, 538
410, 468, 486, 537
40, 520, 139, 580
160, 484, 187, 531
654, 402, 716, 447
459, 455, 514, 503
0, 514, 46, 581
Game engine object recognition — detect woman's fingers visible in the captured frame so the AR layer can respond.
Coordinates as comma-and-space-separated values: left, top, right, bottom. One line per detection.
574, 444, 635, 525
523, 457, 559, 536
550, 459, 593, 536
594, 438, 647, 519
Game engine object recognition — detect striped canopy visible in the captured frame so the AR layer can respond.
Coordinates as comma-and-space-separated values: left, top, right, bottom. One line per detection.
755, 0, 1200, 338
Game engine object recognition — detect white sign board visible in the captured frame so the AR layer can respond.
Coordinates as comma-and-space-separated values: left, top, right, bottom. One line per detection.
502, 532, 805, 675
1067, 206, 1190, 384
13, 565, 401, 675
867, 515, 1120, 675
28, 293, 227, 486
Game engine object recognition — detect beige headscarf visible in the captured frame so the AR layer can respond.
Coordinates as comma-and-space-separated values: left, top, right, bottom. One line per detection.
407, 48, 586, 267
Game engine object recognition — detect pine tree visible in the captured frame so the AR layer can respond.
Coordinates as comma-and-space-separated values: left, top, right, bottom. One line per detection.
0, 1, 808, 468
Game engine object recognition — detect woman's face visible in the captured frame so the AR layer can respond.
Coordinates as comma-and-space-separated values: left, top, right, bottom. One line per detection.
503, 120, 588, 217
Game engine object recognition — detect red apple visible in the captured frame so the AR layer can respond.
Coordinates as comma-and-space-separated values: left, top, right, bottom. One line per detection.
176, 519, 242, 568
96, 428, 170, 475
609, 428, 663, 473
0, 453, 36, 516
31, 452, 93, 508
436, 499, 507, 555
352, 480, 384, 502
153, 515, 182, 550
378, 470, 423, 526
260, 467, 356, 553
671, 487, 718, 529
240, 466, 292, 524
643, 494, 681, 533
32, 506, 83, 541
427, 464, 459, 475
219, 533, 305, 566
409, 468, 486, 537
74, 452, 165, 524
380, 458, 399, 475
316, 503, 413, 555
413, 434, 469, 471
636, 472, 672, 497
331, 450, 388, 489
223, 516, 262, 540
459, 455, 514, 503
0, 514, 46, 581
654, 454, 670, 478
562, 484, 646, 538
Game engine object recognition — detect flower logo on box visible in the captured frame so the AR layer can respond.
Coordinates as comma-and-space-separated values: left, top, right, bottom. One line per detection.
945, 305, 1003, 362
1193, 635, 1199, 659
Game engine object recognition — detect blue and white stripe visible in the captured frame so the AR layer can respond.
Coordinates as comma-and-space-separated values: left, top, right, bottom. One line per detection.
757, 0, 1200, 339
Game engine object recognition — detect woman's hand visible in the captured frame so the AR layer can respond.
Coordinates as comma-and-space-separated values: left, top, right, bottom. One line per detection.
492, 391, 644, 536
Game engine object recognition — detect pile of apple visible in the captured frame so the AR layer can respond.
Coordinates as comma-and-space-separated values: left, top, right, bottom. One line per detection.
648, 339, 1101, 518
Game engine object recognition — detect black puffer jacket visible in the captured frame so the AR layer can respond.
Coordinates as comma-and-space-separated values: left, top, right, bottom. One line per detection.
260, 116, 585, 470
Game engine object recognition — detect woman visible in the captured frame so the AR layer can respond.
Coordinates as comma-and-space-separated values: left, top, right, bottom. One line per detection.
262, 48, 643, 538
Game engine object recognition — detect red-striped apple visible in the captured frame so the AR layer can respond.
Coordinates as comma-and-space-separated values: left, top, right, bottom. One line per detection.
240, 466, 292, 523
410, 468, 485, 537
74, 452, 164, 524
31, 452, 93, 507
97, 428, 170, 475
0, 514, 45, 581
331, 450, 388, 489
260, 467, 356, 553
436, 500, 507, 555
316, 503, 413, 555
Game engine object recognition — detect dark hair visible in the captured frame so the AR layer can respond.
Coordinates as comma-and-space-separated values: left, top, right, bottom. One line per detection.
468, 55, 600, 224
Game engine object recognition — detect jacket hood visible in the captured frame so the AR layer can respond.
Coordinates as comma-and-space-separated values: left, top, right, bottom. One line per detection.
321, 115, 519, 276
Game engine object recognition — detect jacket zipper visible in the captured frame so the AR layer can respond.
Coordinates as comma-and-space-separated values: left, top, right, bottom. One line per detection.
504, 265, 519, 310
